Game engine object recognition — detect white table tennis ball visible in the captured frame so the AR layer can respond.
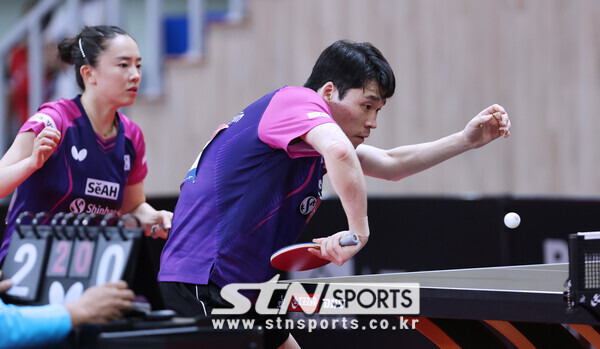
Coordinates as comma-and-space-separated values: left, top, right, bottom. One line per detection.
504, 212, 521, 229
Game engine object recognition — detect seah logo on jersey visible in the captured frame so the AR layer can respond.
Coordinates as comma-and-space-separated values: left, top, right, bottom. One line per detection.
307, 111, 331, 119
29, 113, 57, 129
85, 178, 120, 200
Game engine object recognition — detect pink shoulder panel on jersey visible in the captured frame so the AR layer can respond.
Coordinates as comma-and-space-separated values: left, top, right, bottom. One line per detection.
258, 86, 336, 158
18, 98, 80, 148
18, 99, 148, 186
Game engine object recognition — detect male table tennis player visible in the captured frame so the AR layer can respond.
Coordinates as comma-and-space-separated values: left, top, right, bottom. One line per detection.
158, 40, 511, 348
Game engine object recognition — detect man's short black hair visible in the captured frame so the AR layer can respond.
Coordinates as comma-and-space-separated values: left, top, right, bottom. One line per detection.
304, 40, 395, 100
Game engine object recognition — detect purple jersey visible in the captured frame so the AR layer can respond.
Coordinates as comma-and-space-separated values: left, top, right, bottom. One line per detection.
0, 96, 147, 261
158, 86, 336, 287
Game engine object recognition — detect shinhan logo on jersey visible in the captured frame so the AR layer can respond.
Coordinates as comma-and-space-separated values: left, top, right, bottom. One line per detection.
69, 198, 118, 215
298, 195, 318, 216
307, 112, 330, 119
85, 178, 120, 200
70, 198, 86, 213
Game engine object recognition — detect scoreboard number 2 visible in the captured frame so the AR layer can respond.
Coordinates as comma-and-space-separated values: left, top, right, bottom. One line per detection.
5, 243, 38, 298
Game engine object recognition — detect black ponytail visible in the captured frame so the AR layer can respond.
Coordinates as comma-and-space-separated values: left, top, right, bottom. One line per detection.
57, 25, 130, 90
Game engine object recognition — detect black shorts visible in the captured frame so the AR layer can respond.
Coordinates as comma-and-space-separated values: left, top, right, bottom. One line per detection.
159, 281, 290, 348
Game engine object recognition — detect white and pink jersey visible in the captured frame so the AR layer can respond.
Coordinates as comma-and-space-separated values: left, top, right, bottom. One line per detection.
0, 96, 147, 261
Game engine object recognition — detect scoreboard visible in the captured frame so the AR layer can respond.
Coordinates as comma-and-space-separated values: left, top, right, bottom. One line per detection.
1, 211, 142, 305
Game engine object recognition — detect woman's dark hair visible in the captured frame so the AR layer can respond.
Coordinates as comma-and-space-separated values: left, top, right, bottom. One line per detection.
57, 25, 131, 90
304, 40, 395, 100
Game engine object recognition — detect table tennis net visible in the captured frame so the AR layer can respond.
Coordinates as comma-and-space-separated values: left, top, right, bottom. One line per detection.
583, 251, 600, 289
567, 232, 600, 316
569, 232, 600, 290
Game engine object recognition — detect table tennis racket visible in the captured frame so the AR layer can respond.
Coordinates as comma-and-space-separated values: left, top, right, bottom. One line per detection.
270, 232, 360, 271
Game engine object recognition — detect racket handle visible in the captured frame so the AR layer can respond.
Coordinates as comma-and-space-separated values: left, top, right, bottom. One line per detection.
339, 232, 360, 246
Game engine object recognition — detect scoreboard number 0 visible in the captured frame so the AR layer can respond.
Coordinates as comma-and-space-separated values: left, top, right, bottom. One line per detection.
95, 244, 126, 285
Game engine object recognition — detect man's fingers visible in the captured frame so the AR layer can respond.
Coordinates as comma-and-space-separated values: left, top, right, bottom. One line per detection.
150, 224, 169, 239
308, 248, 324, 258
0, 279, 13, 293
312, 238, 326, 244
484, 104, 505, 115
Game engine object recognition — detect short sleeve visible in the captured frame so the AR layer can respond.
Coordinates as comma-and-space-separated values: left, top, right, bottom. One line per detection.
19, 109, 63, 137
258, 86, 336, 158
18, 99, 81, 153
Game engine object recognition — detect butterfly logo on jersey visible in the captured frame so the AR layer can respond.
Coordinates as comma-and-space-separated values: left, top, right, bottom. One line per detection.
71, 146, 88, 161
